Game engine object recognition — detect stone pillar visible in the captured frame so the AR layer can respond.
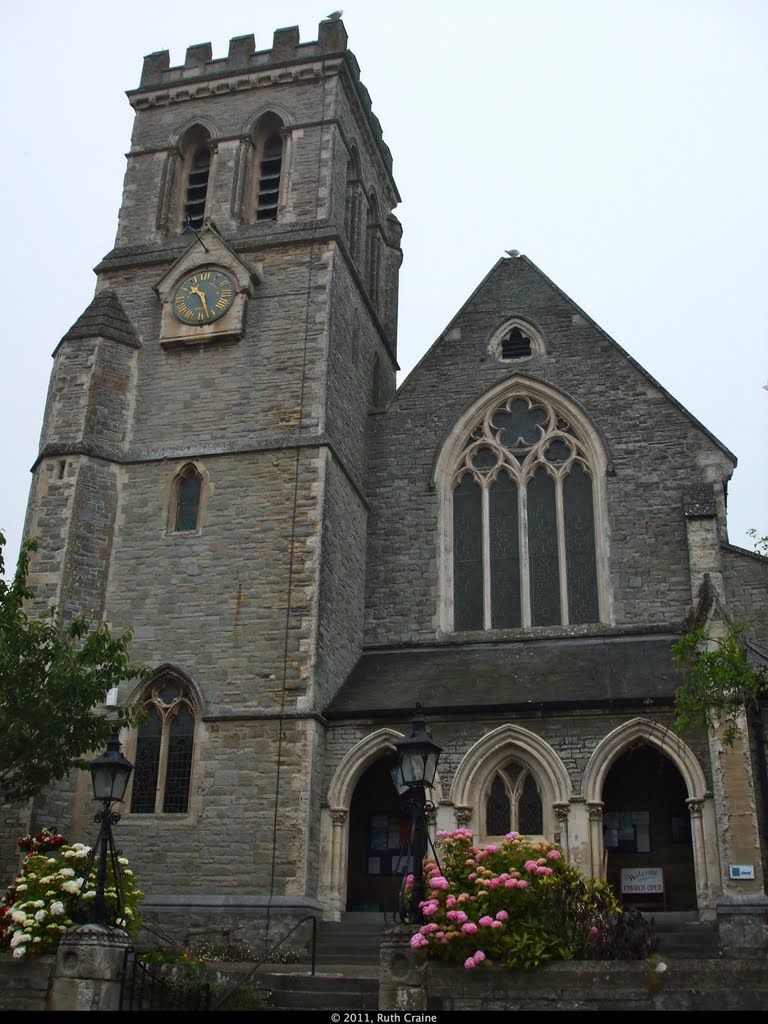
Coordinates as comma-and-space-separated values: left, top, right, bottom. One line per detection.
46, 924, 131, 1012
378, 926, 427, 1012
587, 802, 604, 880
564, 798, 591, 877
553, 801, 570, 860
328, 808, 348, 922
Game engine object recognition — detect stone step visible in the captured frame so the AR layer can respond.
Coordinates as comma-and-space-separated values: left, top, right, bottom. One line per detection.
252, 973, 379, 1012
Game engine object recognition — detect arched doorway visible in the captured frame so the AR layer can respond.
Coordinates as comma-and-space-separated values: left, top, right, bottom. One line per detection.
602, 744, 696, 910
346, 757, 408, 912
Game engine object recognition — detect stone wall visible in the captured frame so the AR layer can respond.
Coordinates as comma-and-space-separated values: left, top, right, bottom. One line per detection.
379, 931, 768, 1011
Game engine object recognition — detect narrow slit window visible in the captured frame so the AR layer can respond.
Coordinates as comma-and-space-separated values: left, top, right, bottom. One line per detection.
174, 466, 202, 533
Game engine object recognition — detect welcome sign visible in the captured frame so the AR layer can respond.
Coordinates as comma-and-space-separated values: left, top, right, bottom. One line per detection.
620, 867, 664, 894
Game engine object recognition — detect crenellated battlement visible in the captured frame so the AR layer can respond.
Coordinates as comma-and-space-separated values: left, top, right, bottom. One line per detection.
129, 18, 391, 173
137, 20, 347, 89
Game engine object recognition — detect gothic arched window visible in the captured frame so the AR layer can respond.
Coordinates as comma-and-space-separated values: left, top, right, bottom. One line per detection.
129, 675, 197, 815
485, 766, 543, 837
250, 113, 284, 221
172, 464, 203, 533
180, 127, 213, 230
447, 387, 603, 630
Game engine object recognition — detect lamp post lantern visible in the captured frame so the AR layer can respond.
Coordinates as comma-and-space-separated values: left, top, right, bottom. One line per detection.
83, 733, 133, 926
394, 705, 442, 925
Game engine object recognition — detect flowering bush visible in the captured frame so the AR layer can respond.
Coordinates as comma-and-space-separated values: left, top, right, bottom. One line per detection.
406, 829, 621, 969
0, 832, 143, 959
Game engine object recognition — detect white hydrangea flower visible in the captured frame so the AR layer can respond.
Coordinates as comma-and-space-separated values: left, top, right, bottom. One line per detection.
12, 947, 26, 959
118, 857, 129, 866
15, 884, 27, 892
50, 901, 65, 917
11, 910, 26, 925
34, 910, 47, 922
34, 900, 45, 909
10, 932, 27, 948
59, 868, 75, 878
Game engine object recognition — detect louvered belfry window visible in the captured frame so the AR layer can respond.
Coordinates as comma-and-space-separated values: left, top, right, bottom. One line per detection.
256, 132, 283, 220
184, 144, 211, 229
501, 326, 532, 359
452, 393, 600, 630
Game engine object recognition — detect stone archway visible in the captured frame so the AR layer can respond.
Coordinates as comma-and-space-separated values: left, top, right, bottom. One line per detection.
581, 718, 717, 910
450, 724, 572, 854
320, 730, 445, 920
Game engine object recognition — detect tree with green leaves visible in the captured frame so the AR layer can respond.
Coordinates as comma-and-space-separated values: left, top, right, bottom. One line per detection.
0, 533, 149, 803
672, 623, 765, 746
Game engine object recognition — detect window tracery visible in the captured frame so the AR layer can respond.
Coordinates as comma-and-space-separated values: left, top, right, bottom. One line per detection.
129, 676, 197, 815
485, 765, 544, 837
451, 391, 600, 630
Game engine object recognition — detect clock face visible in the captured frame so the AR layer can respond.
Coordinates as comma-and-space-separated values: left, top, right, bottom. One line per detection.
172, 269, 236, 326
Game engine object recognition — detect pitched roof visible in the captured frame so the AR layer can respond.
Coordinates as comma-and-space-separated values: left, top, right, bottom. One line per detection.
325, 634, 681, 719
54, 290, 140, 354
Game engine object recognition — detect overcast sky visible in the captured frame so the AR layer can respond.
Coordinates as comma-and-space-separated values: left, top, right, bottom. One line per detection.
1, 0, 766, 580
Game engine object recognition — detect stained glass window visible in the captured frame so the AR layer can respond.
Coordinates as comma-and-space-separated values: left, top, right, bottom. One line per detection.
450, 391, 600, 629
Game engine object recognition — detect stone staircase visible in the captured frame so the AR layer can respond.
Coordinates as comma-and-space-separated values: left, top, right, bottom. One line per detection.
645, 912, 722, 959
248, 913, 387, 1011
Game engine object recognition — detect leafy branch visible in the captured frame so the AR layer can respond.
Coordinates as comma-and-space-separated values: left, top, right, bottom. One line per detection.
0, 532, 150, 803
671, 623, 765, 746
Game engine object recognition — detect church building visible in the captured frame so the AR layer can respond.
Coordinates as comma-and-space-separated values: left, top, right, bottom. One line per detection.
10, 18, 768, 948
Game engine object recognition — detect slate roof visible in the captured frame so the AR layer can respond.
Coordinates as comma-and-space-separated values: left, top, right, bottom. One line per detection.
325, 634, 680, 719
55, 290, 140, 353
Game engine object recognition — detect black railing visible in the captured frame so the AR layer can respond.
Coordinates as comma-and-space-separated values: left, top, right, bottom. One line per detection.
118, 947, 212, 1011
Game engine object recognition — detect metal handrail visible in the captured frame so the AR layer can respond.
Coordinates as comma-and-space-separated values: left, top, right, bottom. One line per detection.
211, 914, 318, 1010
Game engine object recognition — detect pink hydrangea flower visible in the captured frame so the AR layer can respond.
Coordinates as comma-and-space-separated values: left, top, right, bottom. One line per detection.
484, 844, 499, 854
474, 950, 486, 962
455, 911, 468, 923
461, 922, 478, 934
478, 916, 494, 927
429, 876, 449, 890
517, 880, 529, 889
464, 957, 477, 969
490, 920, 503, 929
590, 927, 599, 935
505, 832, 520, 839
524, 860, 538, 872
504, 879, 518, 888
496, 910, 509, 921
446, 911, 459, 921
468, 872, 477, 880
547, 850, 561, 860
446, 896, 457, 908
537, 858, 547, 866
409, 933, 428, 949
436, 830, 448, 839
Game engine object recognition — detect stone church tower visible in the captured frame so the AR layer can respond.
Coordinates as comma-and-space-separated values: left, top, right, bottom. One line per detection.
20, 18, 401, 923
11, 17, 768, 953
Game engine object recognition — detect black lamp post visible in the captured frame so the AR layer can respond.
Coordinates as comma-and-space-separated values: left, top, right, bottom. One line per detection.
86, 733, 133, 925
394, 705, 442, 925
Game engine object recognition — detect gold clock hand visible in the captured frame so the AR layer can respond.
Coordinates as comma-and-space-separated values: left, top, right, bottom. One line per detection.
190, 285, 211, 318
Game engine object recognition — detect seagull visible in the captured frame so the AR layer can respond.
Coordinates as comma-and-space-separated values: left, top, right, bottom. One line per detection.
326, 10, 344, 19
505, 249, 521, 257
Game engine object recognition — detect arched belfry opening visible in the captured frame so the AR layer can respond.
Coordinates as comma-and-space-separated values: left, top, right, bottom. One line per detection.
601, 743, 696, 911
346, 756, 408, 913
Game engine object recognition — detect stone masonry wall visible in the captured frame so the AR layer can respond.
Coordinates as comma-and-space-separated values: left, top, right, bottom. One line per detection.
365, 257, 735, 645
721, 545, 768, 645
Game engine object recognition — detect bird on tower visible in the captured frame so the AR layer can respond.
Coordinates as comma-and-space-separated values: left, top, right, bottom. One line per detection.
326, 10, 344, 20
